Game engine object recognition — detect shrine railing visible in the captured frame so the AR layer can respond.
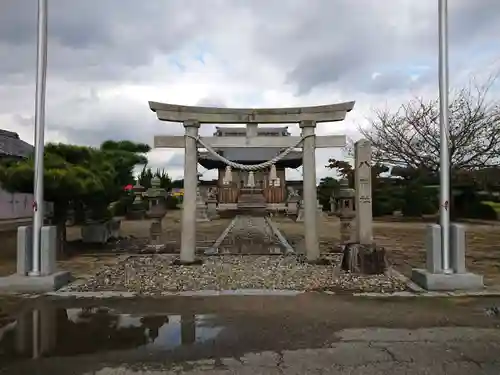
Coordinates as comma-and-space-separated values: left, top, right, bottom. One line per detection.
219, 186, 239, 204
264, 186, 285, 204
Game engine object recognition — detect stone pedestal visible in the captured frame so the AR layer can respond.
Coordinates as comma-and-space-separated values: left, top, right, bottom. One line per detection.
411, 223, 484, 291
148, 220, 163, 250
339, 215, 354, 243
287, 199, 299, 215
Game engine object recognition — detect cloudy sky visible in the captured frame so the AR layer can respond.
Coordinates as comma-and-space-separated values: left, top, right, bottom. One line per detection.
0, 0, 499, 181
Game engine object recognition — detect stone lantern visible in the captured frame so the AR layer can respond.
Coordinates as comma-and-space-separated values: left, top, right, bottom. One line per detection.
336, 178, 355, 243
144, 176, 167, 249
127, 181, 146, 220
329, 192, 337, 214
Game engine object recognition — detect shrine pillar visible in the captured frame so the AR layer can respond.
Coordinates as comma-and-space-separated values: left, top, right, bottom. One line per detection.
180, 120, 200, 263
300, 120, 320, 261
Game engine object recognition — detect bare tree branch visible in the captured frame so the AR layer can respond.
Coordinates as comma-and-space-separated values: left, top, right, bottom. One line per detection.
360, 73, 500, 174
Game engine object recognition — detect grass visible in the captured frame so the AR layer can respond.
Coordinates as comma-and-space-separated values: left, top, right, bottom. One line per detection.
482, 201, 500, 213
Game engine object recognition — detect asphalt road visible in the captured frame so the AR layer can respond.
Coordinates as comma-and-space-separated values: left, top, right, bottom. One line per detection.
1, 294, 499, 374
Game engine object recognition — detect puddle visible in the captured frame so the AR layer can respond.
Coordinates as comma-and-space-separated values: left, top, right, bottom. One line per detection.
0, 306, 224, 364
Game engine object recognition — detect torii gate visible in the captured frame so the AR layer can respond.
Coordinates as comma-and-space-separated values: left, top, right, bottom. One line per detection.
150, 101, 356, 264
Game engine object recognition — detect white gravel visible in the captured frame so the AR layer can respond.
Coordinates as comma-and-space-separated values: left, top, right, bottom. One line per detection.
64, 254, 408, 295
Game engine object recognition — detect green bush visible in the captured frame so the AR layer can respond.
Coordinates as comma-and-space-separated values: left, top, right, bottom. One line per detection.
372, 200, 395, 217
464, 203, 498, 220
482, 201, 500, 212
110, 195, 134, 216
165, 195, 180, 210
401, 183, 438, 217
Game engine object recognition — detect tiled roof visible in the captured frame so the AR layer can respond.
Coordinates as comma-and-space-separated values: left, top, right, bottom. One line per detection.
0, 129, 34, 158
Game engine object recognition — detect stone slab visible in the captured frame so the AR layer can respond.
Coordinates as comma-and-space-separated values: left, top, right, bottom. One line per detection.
0, 271, 72, 293
411, 268, 484, 291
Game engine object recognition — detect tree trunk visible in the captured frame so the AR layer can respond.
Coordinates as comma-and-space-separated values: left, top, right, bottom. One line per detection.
341, 243, 388, 274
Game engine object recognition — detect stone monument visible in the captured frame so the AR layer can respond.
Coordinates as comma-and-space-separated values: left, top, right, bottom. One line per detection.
341, 140, 388, 275
354, 140, 373, 244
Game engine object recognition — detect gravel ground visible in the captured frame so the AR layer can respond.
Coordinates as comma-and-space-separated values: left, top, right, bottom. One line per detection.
64, 254, 408, 295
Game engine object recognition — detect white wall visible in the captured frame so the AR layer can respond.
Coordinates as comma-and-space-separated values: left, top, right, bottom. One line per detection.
0, 188, 53, 220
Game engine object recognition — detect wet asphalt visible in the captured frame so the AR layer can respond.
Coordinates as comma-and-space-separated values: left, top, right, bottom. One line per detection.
0, 294, 500, 374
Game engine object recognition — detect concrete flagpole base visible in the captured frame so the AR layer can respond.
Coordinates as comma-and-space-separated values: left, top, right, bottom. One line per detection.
411, 223, 484, 291
0, 226, 72, 293
0, 271, 72, 293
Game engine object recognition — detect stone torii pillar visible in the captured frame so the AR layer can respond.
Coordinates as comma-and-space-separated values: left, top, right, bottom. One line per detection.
300, 120, 320, 261
180, 120, 200, 263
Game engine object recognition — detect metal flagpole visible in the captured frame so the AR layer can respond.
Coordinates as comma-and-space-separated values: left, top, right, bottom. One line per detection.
30, 0, 48, 276
438, 0, 451, 273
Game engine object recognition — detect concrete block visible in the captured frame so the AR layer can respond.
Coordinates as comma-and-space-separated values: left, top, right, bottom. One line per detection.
450, 223, 466, 274
411, 269, 484, 291
425, 224, 442, 273
0, 271, 72, 293
40, 226, 57, 276
17, 226, 32, 276
81, 223, 111, 244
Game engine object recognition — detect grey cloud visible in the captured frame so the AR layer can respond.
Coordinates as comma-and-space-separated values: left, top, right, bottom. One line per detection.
196, 97, 227, 108
1, 0, 499, 160
165, 153, 184, 168
247, 0, 500, 95
0, 0, 222, 83
362, 70, 435, 95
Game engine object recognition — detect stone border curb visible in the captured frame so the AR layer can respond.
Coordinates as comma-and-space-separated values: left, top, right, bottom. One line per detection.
45, 289, 306, 298
44, 289, 500, 299
45, 291, 137, 298
385, 267, 426, 293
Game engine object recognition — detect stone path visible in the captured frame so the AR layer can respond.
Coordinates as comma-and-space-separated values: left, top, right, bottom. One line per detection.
217, 216, 288, 254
